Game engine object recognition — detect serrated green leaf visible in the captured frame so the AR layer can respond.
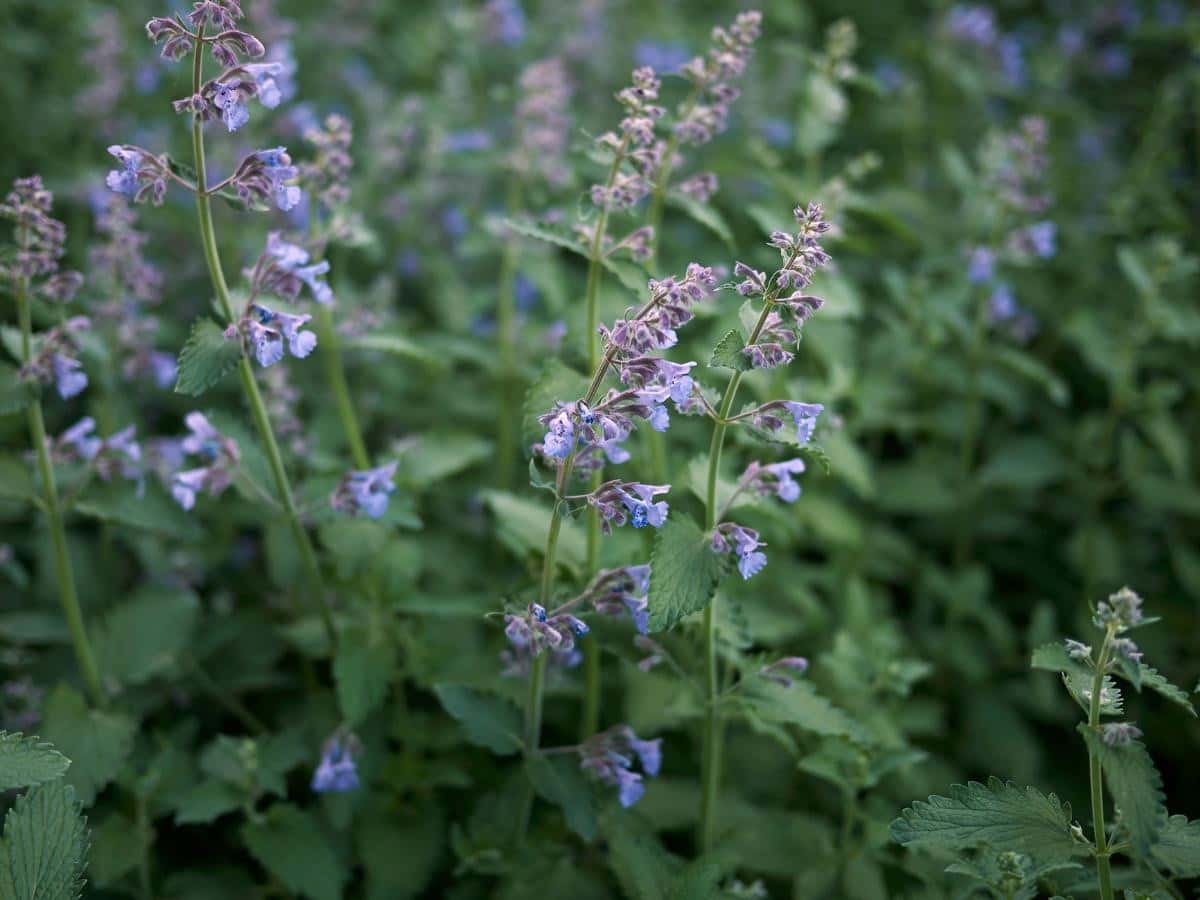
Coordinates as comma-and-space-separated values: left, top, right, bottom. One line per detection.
891, 777, 1086, 862
482, 490, 585, 576
334, 626, 396, 726
40, 684, 136, 806
74, 481, 204, 543
0, 455, 36, 502
522, 359, 590, 450
1132, 664, 1196, 717
1079, 726, 1166, 857
92, 587, 199, 687
603, 811, 678, 900
0, 732, 71, 791
1032, 642, 1123, 716
174, 318, 241, 396
433, 684, 523, 755
738, 679, 865, 743
647, 514, 726, 633
356, 804, 444, 900
1151, 815, 1200, 877
241, 805, 346, 900
318, 517, 390, 581
0, 780, 90, 900
527, 753, 597, 841
503, 218, 587, 257
709, 329, 750, 372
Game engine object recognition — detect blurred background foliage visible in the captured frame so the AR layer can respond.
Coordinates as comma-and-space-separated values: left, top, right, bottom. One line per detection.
1, 0, 1199, 897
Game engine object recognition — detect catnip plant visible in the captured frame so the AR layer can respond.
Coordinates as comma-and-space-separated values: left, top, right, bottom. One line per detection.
894, 587, 1200, 899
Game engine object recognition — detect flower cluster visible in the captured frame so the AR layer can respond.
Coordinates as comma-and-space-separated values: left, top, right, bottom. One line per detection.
301, 114, 353, 216
1093, 586, 1144, 633
583, 565, 651, 633
737, 459, 808, 503
941, 5, 1025, 88
601, 263, 718, 354
0, 177, 82, 297
590, 67, 665, 210
18, 317, 91, 400
510, 57, 572, 187
249, 232, 334, 305
747, 401, 824, 445
675, 11, 762, 145
104, 146, 171, 206
330, 462, 398, 519
230, 147, 304, 212
54, 418, 142, 486
505, 603, 589, 660
170, 413, 240, 510
712, 522, 767, 580
1100, 721, 1143, 747
239, 302, 316, 368
577, 725, 662, 807
587, 481, 670, 533
311, 733, 360, 793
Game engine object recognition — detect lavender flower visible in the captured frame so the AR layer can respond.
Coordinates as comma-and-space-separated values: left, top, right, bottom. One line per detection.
104, 145, 168, 205
13, 317, 92, 401
252, 231, 334, 305
504, 602, 590, 659
170, 412, 239, 510
588, 481, 670, 532
1101, 722, 1143, 747
212, 80, 249, 132
712, 522, 767, 579
599, 263, 718, 354
54, 418, 142, 485
585, 565, 651, 633
967, 246, 995, 284
0, 177, 79, 285
675, 12, 763, 146
1094, 586, 1145, 632
1064, 639, 1092, 661
759, 656, 809, 687
748, 401, 824, 445
331, 462, 398, 519
578, 725, 662, 807
311, 735, 360, 793
510, 57, 572, 186
481, 0, 526, 45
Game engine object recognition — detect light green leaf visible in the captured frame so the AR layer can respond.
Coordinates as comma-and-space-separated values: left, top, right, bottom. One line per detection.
40, 684, 136, 806
891, 777, 1087, 862
738, 679, 865, 743
74, 481, 204, 542
432, 684, 522, 755
666, 193, 735, 251
400, 433, 492, 485
241, 805, 346, 900
348, 333, 440, 368
0, 780, 90, 900
318, 517, 389, 581
334, 626, 396, 726
0, 732, 71, 791
708, 329, 750, 372
503, 218, 586, 257
1133, 664, 1196, 717
356, 805, 443, 900
482, 490, 585, 576
598, 257, 649, 296
990, 346, 1069, 405
0, 455, 36, 502
527, 753, 597, 840
647, 514, 726, 633
93, 587, 199, 687
603, 811, 678, 900
174, 318, 241, 396
1079, 726, 1166, 857
1151, 815, 1200, 877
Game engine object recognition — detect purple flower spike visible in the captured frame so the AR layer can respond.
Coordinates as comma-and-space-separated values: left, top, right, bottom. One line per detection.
578, 725, 663, 808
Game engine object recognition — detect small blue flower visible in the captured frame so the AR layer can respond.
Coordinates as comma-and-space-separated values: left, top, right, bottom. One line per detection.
967, 246, 995, 284
255, 147, 302, 211
52, 354, 88, 399
1026, 221, 1056, 259
213, 80, 249, 132
332, 462, 399, 518
105, 146, 141, 197
311, 737, 360, 793
542, 409, 575, 459
782, 402, 823, 444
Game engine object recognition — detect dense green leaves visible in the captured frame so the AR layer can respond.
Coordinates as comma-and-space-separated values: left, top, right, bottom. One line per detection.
527, 754, 598, 840
433, 684, 523, 755
174, 317, 242, 396
334, 626, 397, 726
891, 778, 1086, 862
647, 514, 727, 632
0, 780, 90, 900
92, 587, 199, 687
242, 805, 346, 900
0, 732, 70, 791
39, 685, 135, 806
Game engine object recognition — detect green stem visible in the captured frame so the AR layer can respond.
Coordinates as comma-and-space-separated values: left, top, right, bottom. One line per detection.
14, 244, 105, 706
496, 179, 522, 490
315, 304, 369, 470
585, 134, 630, 370
645, 86, 702, 272
1088, 631, 1115, 900
189, 39, 336, 648
580, 469, 602, 740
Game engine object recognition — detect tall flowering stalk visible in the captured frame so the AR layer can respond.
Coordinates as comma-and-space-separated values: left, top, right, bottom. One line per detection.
644, 11, 762, 269
118, 3, 337, 644
1, 178, 104, 706
513, 263, 717, 838
697, 202, 832, 850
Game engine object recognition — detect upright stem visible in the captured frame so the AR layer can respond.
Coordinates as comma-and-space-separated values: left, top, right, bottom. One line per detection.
1087, 631, 1116, 900
189, 38, 336, 648
315, 304, 369, 470
14, 275, 105, 707
580, 473, 602, 739
698, 272, 787, 850
645, 86, 702, 272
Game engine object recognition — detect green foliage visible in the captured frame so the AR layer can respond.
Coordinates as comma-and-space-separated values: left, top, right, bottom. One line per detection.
0, 780, 90, 900
647, 514, 727, 632
241, 805, 347, 900
1079, 726, 1167, 858
433, 684, 523, 755
334, 625, 397, 726
0, 731, 70, 791
890, 778, 1086, 862
174, 318, 242, 396
1150, 815, 1200, 878
708, 329, 750, 372
527, 753, 598, 840
39, 685, 135, 806
92, 587, 199, 687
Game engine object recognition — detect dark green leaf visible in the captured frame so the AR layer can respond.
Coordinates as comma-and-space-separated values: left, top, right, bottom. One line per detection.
708, 329, 750, 372
647, 514, 726, 633
433, 684, 523, 755
174, 318, 241, 397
